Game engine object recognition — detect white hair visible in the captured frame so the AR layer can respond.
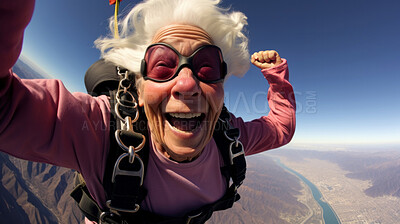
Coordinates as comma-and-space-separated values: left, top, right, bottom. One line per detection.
95, 0, 250, 84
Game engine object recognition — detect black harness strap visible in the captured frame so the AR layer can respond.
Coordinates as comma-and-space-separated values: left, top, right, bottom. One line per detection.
119, 185, 239, 224
71, 179, 238, 224
213, 106, 246, 188
71, 173, 103, 222
105, 69, 149, 214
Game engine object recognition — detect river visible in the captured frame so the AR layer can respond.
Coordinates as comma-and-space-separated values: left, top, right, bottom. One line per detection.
274, 158, 341, 224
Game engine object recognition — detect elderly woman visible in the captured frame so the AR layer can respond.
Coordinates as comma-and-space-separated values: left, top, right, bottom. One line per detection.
0, 0, 295, 223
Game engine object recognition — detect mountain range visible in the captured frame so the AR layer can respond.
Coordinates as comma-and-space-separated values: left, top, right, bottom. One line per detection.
0, 151, 309, 224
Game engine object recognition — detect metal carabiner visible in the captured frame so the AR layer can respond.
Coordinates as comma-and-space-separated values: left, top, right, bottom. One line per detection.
117, 67, 132, 90
228, 141, 244, 165
129, 146, 135, 163
116, 90, 137, 109
114, 129, 146, 153
114, 103, 139, 123
111, 153, 145, 186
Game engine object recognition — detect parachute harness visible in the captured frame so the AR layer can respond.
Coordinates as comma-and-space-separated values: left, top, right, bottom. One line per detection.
94, 66, 247, 224
72, 62, 247, 223
101, 67, 146, 222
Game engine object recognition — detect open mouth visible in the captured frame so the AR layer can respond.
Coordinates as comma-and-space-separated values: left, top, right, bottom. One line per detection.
165, 112, 206, 132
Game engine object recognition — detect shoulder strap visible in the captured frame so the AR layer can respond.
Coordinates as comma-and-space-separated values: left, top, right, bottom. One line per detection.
104, 68, 149, 214
72, 66, 150, 222
213, 105, 246, 196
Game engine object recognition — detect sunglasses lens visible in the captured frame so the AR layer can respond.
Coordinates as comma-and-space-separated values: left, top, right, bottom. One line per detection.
145, 45, 179, 81
144, 44, 224, 82
193, 46, 223, 81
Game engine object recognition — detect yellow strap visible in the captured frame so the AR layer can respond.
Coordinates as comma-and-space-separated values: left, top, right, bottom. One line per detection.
114, 0, 120, 39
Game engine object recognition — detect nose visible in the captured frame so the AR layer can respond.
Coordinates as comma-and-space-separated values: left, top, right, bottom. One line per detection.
172, 67, 201, 100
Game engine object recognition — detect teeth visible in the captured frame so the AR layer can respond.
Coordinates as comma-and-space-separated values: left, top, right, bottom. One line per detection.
169, 113, 202, 119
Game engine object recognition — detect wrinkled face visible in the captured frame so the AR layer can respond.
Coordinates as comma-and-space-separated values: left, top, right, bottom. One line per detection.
138, 24, 224, 162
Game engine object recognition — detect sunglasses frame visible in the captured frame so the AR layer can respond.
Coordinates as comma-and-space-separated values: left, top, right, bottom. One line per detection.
141, 42, 227, 84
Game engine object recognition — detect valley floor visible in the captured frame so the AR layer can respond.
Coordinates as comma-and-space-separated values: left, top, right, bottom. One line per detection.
273, 156, 400, 224
292, 178, 324, 224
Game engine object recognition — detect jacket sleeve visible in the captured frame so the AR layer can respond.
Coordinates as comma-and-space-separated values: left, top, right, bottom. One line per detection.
231, 59, 296, 155
0, 0, 111, 178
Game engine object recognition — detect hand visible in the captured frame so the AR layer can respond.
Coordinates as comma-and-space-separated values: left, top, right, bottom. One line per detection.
251, 50, 282, 69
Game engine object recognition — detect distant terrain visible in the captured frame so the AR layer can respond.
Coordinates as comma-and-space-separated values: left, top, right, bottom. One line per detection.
1, 59, 312, 223
272, 149, 400, 198
271, 148, 400, 223
208, 155, 310, 224
0, 153, 310, 224
12, 57, 49, 79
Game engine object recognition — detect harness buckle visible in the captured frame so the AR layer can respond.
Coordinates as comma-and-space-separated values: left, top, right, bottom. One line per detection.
228, 141, 244, 165
111, 153, 144, 185
107, 153, 143, 214
223, 128, 244, 165
106, 200, 140, 214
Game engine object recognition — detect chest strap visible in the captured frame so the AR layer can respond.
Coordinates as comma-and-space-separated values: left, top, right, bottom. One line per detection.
97, 184, 239, 224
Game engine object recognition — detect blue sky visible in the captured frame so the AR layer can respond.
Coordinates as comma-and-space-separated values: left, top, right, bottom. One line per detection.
20, 0, 400, 148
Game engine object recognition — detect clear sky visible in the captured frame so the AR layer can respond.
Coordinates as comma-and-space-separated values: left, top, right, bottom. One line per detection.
20, 0, 400, 148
